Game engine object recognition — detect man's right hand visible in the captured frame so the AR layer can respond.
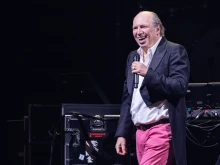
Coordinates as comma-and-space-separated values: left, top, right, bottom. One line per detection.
115, 137, 127, 155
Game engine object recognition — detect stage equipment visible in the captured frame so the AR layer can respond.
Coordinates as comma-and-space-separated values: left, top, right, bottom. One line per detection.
7, 118, 25, 165
27, 104, 62, 165
64, 114, 125, 165
186, 108, 220, 165
62, 104, 137, 165
186, 82, 220, 109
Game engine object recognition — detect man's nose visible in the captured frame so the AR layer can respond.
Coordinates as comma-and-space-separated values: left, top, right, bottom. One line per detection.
137, 28, 142, 34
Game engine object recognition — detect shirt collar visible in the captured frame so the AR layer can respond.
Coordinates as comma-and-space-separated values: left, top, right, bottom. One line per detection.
137, 36, 162, 58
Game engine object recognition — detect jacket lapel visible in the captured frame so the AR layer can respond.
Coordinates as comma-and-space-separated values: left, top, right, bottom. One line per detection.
148, 37, 167, 70
140, 37, 167, 90
127, 38, 167, 95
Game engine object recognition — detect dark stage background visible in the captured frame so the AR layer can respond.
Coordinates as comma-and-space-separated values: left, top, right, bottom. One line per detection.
5, 0, 220, 164
5, 0, 220, 119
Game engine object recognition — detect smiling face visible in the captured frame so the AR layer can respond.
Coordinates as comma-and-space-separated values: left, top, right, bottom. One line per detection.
132, 12, 161, 52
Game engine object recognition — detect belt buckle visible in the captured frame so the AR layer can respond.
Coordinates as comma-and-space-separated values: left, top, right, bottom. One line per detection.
139, 125, 147, 131
139, 125, 144, 130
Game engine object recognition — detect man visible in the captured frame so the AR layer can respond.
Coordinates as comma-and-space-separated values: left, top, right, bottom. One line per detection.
115, 11, 190, 165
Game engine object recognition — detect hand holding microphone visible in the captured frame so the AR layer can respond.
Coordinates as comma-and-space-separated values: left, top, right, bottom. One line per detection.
132, 55, 148, 88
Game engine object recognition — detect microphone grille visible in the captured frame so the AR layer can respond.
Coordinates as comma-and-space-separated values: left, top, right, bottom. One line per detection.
133, 54, 140, 61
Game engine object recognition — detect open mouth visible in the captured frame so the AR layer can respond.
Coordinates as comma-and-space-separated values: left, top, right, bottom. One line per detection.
138, 36, 146, 41
137, 35, 147, 44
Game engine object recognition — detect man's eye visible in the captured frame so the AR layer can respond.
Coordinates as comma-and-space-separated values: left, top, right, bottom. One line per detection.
141, 26, 147, 28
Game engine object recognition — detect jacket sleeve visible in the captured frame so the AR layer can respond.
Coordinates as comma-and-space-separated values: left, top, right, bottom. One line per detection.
115, 53, 133, 139
142, 44, 190, 99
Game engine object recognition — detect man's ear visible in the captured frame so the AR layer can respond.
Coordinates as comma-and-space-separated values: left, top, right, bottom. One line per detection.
156, 26, 160, 31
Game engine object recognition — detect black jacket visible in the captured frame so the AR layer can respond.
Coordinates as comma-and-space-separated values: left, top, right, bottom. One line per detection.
115, 37, 190, 165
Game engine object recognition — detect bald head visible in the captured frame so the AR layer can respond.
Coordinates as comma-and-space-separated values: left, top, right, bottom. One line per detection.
134, 11, 154, 19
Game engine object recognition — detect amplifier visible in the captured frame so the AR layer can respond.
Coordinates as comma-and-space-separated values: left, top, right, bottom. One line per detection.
63, 114, 129, 165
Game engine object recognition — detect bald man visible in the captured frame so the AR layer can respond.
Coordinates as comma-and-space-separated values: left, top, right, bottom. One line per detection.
115, 11, 190, 165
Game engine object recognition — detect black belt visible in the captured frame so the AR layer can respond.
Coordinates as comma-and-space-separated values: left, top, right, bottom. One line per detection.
136, 118, 170, 131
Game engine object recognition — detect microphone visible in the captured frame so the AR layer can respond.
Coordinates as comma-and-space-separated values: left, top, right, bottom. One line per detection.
133, 54, 140, 88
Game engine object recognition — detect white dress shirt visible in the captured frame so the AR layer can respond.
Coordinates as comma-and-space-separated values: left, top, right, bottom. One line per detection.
130, 37, 169, 126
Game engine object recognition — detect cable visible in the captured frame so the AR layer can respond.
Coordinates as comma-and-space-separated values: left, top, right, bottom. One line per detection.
186, 133, 219, 148
186, 126, 219, 147
193, 120, 212, 126
48, 116, 63, 165
186, 118, 220, 148
69, 111, 119, 121
49, 127, 56, 165
186, 107, 204, 123
186, 106, 220, 148
186, 127, 201, 144
187, 123, 220, 131
70, 111, 105, 120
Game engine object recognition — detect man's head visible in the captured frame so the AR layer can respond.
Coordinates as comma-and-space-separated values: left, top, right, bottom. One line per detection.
132, 11, 165, 51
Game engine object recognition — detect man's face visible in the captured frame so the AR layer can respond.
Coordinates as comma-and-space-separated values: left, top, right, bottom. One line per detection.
132, 13, 160, 50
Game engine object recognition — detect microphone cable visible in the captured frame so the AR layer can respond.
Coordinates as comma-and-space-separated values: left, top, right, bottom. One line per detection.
49, 116, 63, 165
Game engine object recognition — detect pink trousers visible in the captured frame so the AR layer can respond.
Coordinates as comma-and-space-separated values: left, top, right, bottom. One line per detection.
136, 123, 174, 165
